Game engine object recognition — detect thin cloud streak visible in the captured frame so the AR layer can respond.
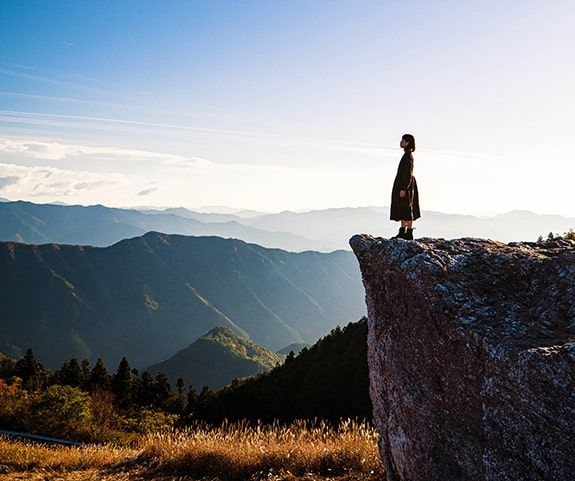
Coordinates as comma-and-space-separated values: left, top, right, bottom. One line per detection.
0, 110, 497, 160
4, 63, 97, 83
0, 63, 210, 109
0, 138, 189, 162
0, 91, 229, 120
0, 68, 113, 97
0, 91, 136, 109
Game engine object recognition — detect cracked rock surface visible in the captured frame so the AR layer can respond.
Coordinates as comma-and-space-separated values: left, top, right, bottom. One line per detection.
350, 235, 575, 481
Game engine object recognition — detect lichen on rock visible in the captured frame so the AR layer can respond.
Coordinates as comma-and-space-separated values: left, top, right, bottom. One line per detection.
350, 234, 575, 481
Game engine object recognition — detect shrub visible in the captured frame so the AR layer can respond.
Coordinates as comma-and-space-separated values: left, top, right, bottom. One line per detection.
30, 384, 92, 438
121, 408, 178, 434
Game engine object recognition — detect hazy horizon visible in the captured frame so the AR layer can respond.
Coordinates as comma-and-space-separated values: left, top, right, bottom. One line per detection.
2, 195, 575, 221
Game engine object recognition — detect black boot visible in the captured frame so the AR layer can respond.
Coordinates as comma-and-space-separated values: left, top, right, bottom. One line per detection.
405, 227, 414, 240
393, 227, 406, 239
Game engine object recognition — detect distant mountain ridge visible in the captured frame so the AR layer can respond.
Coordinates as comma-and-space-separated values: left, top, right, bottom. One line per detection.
148, 326, 283, 390
0, 232, 364, 369
238, 207, 575, 246
138, 205, 575, 246
2, 200, 573, 253
0, 200, 337, 252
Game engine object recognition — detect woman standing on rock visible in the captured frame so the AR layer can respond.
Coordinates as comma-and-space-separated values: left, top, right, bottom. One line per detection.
390, 133, 420, 239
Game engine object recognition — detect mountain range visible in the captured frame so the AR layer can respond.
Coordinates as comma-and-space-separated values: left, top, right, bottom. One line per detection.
0, 232, 364, 369
216, 206, 575, 247
1, 200, 573, 252
0, 200, 336, 252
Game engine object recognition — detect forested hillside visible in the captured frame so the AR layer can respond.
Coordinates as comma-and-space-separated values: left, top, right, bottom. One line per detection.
149, 326, 284, 389
194, 318, 372, 424
0, 232, 364, 368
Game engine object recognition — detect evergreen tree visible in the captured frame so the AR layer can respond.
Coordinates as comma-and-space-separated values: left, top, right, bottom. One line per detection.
153, 372, 174, 410
137, 371, 155, 407
197, 385, 215, 407
195, 385, 225, 422
89, 358, 111, 391
80, 359, 91, 390
188, 318, 372, 425
171, 377, 187, 413
13, 348, 49, 391
56, 358, 82, 387
186, 385, 198, 414
112, 357, 134, 409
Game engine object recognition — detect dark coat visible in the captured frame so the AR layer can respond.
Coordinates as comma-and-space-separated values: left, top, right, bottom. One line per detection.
390, 150, 421, 221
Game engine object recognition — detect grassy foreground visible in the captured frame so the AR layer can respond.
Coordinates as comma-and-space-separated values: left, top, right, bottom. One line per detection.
0, 418, 384, 480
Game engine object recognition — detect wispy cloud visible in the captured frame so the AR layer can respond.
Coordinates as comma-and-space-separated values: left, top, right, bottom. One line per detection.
160, 156, 216, 168
0, 90, 136, 109
0, 110, 499, 160
0, 137, 188, 162
0, 161, 125, 197
0, 176, 19, 190
0, 110, 400, 159
137, 186, 158, 196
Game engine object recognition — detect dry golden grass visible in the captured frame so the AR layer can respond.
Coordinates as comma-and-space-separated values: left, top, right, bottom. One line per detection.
136, 418, 383, 480
0, 437, 133, 471
0, 418, 384, 481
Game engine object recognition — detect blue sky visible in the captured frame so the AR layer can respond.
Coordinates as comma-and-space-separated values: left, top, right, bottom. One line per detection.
1, 1, 574, 215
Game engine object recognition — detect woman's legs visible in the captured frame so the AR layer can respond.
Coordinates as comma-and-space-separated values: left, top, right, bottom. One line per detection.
398, 220, 415, 239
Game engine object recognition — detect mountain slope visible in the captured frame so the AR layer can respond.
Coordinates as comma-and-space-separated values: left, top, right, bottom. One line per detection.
148, 326, 283, 389
0, 232, 364, 369
194, 318, 372, 424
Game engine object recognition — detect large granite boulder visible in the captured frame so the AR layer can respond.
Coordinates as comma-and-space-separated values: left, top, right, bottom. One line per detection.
349, 235, 575, 481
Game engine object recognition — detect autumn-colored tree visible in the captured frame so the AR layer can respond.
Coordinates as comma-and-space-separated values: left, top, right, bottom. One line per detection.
0, 378, 31, 431
0, 354, 16, 379
90, 389, 118, 438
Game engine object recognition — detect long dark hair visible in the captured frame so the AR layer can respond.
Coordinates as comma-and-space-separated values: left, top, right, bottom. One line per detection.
402, 133, 416, 152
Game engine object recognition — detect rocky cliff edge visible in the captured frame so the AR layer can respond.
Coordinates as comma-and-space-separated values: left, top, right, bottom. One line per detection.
349, 235, 575, 481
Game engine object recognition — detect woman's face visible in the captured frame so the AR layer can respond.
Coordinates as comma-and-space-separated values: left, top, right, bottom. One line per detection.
400, 138, 409, 149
